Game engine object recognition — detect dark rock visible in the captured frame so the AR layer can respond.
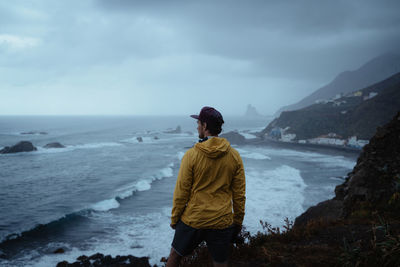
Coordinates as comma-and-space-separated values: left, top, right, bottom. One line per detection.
88, 253, 104, 260
76, 255, 88, 261
164, 125, 182, 134
44, 142, 65, 148
294, 199, 343, 227
137, 137, 143, 142
53, 247, 65, 254
153, 136, 159, 140
220, 131, 246, 145
56, 261, 69, 267
58, 252, 151, 267
0, 141, 37, 154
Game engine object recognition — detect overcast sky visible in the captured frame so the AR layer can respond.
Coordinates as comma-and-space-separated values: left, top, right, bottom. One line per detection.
1, 0, 399, 116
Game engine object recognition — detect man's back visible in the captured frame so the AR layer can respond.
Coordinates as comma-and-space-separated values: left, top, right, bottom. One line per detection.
171, 137, 246, 229
167, 106, 245, 267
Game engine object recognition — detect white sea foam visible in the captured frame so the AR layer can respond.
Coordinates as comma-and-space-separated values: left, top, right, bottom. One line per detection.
329, 176, 346, 181
177, 151, 185, 160
235, 148, 271, 160
243, 165, 307, 233
121, 136, 156, 144
34, 142, 123, 154
239, 132, 258, 139
114, 165, 174, 200
91, 198, 120, 212
247, 147, 356, 169
23, 209, 174, 267
134, 180, 152, 191
74, 142, 123, 149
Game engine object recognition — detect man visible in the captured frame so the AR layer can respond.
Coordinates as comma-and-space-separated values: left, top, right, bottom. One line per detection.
166, 106, 246, 267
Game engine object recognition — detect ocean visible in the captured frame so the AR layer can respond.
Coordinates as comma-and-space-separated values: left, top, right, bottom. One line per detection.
0, 115, 359, 266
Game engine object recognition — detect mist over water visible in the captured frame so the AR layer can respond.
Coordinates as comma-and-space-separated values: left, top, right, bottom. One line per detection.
0, 116, 357, 266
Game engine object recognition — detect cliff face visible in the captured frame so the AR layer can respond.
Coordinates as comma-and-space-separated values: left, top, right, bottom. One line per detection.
295, 111, 400, 226
338, 110, 400, 217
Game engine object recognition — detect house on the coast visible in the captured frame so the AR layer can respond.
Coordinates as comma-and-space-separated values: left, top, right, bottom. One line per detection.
363, 92, 378, 101
347, 136, 369, 149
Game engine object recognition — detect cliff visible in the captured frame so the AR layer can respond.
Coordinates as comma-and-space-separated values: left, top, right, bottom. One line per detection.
261, 72, 400, 142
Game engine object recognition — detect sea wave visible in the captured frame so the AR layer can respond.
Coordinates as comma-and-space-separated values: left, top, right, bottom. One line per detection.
243, 165, 307, 233
121, 136, 157, 144
90, 198, 120, 212
236, 148, 271, 160
0, 163, 175, 245
239, 132, 258, 139
33, 142, 123, 154
114, 164, 174, 201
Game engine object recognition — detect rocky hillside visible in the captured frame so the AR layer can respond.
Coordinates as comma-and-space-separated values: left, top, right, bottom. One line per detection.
276, 52, 400, 115
261, 72, 400, 141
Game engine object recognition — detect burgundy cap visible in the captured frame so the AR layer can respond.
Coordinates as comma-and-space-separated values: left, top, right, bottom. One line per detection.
190, 106, 224, 124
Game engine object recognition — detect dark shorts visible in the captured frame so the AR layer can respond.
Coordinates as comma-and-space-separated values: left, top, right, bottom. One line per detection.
171, 220, 235, 263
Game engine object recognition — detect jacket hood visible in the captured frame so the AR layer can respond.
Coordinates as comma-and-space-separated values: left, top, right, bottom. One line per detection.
194, 137, 231, 158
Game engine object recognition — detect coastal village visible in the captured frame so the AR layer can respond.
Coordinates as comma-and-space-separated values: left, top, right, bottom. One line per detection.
266, 90, 379, 149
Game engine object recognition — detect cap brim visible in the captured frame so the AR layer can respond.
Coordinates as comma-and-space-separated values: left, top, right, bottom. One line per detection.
190, 115, 199, 119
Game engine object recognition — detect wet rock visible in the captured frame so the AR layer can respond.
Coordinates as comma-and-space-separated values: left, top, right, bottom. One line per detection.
53, 247, 65, 254
56, 261, 69, 267
153, 136, 159, 140
0, 141, 37, 154
58, 252, 151, 266
220, 131, 246, 145
76, 255, 88, 261
137, 137, 143, 142
164, 125, 182, 134
44, 142, 65, 148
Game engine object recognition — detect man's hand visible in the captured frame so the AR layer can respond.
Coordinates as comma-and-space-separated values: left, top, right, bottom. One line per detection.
170, 223, 176, 230
231, 224, 244, 244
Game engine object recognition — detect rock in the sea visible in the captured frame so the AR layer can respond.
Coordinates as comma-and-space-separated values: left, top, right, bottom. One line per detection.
0, 141, 37, 154
53, 248, 65, 254
57, 253, 151, 267
137, 137, 143, 142
44, 142, 65, 148
220, 131, 246, 145
153, 136, 159, 140
164, 125, 182, 134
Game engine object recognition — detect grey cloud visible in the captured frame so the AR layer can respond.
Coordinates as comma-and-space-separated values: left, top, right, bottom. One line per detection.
1, 0, 400, 115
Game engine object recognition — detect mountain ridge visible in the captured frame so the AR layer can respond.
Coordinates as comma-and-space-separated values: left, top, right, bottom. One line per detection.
275, 52, 400, 116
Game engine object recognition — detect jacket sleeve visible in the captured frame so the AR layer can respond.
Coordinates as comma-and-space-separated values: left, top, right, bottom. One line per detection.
171, 150, 194, 225
232, 155, 246, 225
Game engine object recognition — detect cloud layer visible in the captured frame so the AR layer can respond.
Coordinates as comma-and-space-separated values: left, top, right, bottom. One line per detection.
1, 0, 399, 115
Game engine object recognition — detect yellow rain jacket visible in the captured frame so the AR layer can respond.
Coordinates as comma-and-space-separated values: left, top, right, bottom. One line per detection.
171, 137, 246, 229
